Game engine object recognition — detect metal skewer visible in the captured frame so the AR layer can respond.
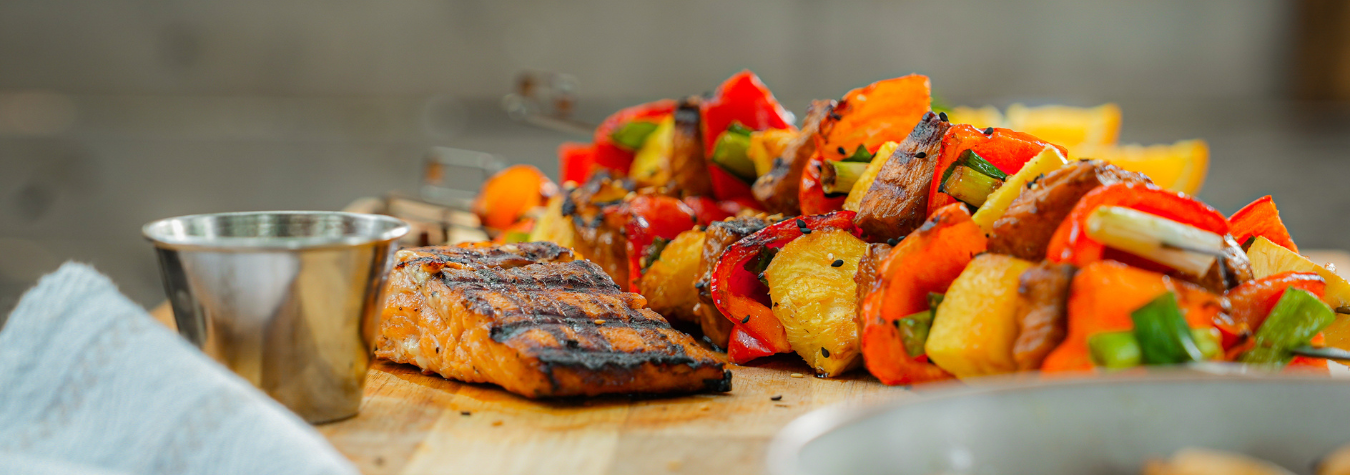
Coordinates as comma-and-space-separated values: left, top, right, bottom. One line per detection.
1288, 345, 1350, 362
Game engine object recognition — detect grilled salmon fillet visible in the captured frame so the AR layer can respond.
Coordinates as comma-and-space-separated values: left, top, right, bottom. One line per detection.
375, 243, 731, 398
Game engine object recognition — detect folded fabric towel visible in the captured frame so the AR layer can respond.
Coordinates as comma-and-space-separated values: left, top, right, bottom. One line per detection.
0, 262, 359, 475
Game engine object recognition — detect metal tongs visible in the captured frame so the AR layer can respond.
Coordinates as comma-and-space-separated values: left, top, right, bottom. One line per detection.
500, 70, 594, 136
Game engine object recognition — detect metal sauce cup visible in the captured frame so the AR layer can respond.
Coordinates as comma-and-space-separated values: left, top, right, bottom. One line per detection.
143, 211, 409, 423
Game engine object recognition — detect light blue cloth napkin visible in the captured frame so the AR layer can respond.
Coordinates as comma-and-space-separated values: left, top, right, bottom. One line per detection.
0, 262, 358, 475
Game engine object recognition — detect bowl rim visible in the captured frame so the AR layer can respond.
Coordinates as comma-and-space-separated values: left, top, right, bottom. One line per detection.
764, 370, 1350, 475
143, 210, 410, 251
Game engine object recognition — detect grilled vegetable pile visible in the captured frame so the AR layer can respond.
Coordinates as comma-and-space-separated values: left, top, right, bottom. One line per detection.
475, 70, 1350, 381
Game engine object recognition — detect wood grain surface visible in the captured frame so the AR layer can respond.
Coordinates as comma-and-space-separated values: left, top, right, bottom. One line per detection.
147, 250, 1350, 475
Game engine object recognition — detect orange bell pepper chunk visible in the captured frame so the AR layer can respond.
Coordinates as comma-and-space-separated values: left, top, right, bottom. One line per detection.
473, 165, 557, 230
928, 125, 1067, 214
1042, 261, 1223, 373
1045, 182, 1230, 268
858, 203, 984, 385
1230, 195, 1299, 253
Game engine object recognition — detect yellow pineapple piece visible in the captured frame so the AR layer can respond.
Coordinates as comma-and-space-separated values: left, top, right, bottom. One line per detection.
637, 229, 706, 323
527, 195, 579, 257
764, 229, 868, 376
971, 145, 1069, 233
747, 128, 796, 177
629, 116, 675, 188
842, 141, 899, 212
925, 253, 1034, 378
1247, 236, 1350, 309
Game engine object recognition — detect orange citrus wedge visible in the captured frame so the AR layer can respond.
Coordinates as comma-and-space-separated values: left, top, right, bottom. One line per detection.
945, 106, 1003, 130
1075, 139, 1209, 196
1005, 103, 1121, 150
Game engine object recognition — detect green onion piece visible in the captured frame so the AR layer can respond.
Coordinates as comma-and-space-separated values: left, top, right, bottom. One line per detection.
1191, 328, 1223, 361
898, 309, 935, 358
744, 247, 778, 287
1239, 287, 1337, 366
822, 160, 870, 195
1088, 331, 1142, 369
841, 144, 873, 163
939, 165, 1003, 207
610, 120, 660, 151
940, 149, 1008, 185
1131, 291, 1205, 365
1085, 206, 1223, 277
927, 292, 945, 310
710, 123, 757, 183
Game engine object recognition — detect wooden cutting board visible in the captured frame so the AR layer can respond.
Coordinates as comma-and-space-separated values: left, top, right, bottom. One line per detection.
148, 250, 1350, 475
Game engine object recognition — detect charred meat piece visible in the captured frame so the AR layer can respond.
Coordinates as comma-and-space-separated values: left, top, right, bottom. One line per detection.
1012, 261, 1077, 370
565, 173, 634, 287
375, 247, 730, 398
1175, 234, 1254, 294
692, 215, 775, 347
854, 111, 952, 241
988, 160, 1150, 260
669, 96, 715, 198
852, 242, 892, 331
752, 100, 835, 215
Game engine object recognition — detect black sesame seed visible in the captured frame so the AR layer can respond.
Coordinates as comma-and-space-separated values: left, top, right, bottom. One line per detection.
461, 411, 472, 416
837, 146, 847, 155
831, 259, 844, 268
984, 127, 994, 135
886, 238, 899, 246
770, 395, 783, 401
801, 228, 812, 234
915, 151, 926, 158
938, 111, 949, 122
820, 347, 831, 358
694, 281, 706, 289
892, 319, 902, 329
741, 316, 751, 324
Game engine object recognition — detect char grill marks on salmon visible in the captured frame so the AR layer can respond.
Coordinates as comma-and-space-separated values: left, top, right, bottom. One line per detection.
752, 100, 835, 215
692, 215, 774, 347
987, 160, 1150, 261
375, 245, 730, 398
853, 111, 952, 241
1012, 261, 1076, 370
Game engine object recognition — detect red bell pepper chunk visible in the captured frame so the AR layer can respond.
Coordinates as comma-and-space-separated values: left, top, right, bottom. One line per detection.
1220, 271, 1326, 349
1287, 333, 1330, 374
710, 211, 861, 357
727, 327, 776, 364
624, 195, 698, 291
1230, 195, 1299, 253
858, 203, 982, 385
682, 196, 738, 226
928, 125, 1067, 214
592, 99, 677, 177
798, 153, 849, 216
700, 71, 794, 201
558, 142, 598, 185
1045, 182, 1230, 269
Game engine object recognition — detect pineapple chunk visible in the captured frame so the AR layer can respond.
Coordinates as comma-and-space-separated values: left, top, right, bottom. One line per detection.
629, 116, 675, 188
971, 145, 1068, 233
1248, 236, 1350, 309
925, 254, 1035, 378
842, 141, 900, 212
764, 229, 868, 376
637, 229, 705, 323
527, 194, 579, 257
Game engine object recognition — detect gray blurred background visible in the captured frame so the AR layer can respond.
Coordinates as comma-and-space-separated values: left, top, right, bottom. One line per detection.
2, 0, 1349, 311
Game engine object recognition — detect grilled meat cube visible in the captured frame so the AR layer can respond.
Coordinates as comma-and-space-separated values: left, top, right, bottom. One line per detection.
669, 96, 715, 198
752, 100, 835, 215
375, 248, 730, 398
853, 242, 892, 331
1012, 261, 1077, 370
854, 111, 952, 241
565, 174, 635, 287
692, 215, 775, 347
987, 160, 1150, 260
